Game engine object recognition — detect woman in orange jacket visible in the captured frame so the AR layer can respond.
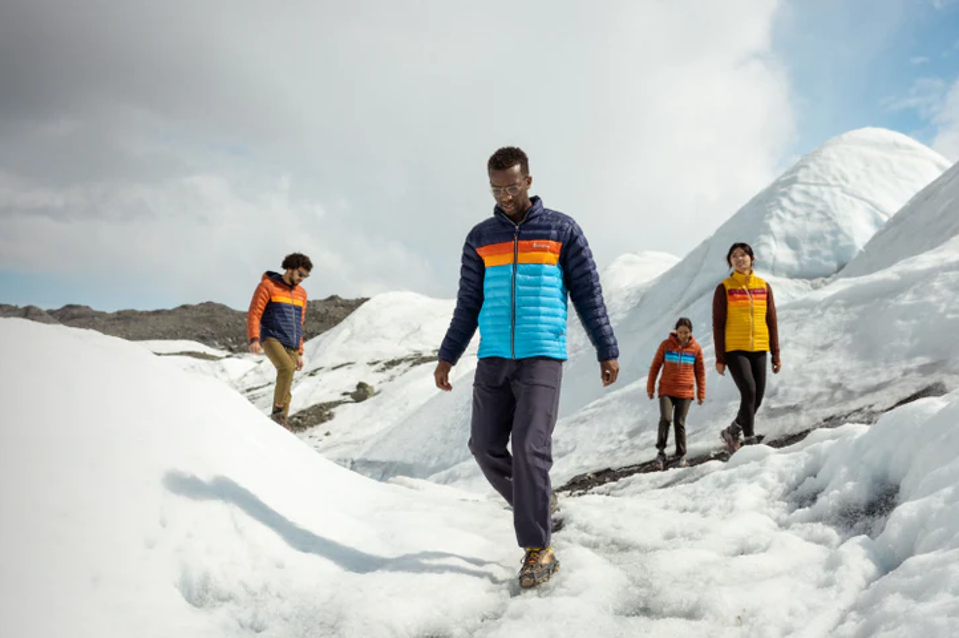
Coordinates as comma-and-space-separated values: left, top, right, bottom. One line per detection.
647, 317, 705, 470
712, 242, 781, 453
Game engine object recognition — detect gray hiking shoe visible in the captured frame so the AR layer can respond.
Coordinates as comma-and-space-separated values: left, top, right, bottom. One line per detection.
743, 435, 761, 446
652, 452, 667, 471
720, 427, 742, 453
519, 547, 560, 588
674, 456, 688, 468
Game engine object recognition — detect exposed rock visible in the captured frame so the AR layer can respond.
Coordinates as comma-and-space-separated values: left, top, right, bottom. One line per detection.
0, 295, 367, 352
287, 400, 351, 432
350, 382, 375, 403
0, 304, 60, 324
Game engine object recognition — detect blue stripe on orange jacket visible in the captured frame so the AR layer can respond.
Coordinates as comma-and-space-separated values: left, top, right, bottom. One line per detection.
439, 197, 618, 364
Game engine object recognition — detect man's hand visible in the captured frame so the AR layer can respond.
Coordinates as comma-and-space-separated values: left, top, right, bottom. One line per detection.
249, 340, 262, 355
772, 360, 782, 374
697, 398, 704, 405
648, 392, 654, 400
296, 355, 304, 371
434, 360, 453, 391
715, 362, 726, 376
600, 359, 619, 387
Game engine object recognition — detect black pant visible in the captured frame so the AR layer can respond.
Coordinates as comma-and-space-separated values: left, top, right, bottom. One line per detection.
656, 396, 691, 457
726, 351, 767, 437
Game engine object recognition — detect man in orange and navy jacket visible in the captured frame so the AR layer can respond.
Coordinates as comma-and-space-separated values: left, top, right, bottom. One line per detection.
247, 252, 312, 429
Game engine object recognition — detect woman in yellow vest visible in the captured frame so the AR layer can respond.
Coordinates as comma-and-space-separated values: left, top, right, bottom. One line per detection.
712, 242, 781, 452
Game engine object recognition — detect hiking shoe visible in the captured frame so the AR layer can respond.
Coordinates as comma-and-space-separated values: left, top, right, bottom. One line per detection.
674, 456, 688, 468
271, 411, 291, 430
518, 547, 560, 588
720, 427, 742, 453
652, 452, 666, 471
743, 435, 761, 446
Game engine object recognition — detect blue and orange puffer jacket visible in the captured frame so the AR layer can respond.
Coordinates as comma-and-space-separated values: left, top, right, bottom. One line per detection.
247, 272, 307, 354
439, 197, 618, 364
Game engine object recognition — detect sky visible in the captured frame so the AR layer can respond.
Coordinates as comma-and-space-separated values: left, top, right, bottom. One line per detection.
0, 0, 957, 311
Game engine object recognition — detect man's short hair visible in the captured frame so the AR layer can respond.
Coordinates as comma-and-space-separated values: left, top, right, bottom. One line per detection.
488, 146, 529, 175
282, 252, 313, 272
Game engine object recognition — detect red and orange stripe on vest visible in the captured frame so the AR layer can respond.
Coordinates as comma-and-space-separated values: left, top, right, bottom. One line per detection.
726, 287, 768, 307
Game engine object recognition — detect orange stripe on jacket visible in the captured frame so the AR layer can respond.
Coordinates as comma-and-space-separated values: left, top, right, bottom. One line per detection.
270, 295, 306, 307
476, 240, 563, 267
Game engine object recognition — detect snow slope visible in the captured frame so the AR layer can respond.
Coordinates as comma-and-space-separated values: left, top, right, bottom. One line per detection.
3, 317, 959, 637
840, 158, 959, 278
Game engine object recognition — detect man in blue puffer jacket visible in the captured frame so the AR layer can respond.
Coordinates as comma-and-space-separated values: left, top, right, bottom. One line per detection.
434, 146, 620, 588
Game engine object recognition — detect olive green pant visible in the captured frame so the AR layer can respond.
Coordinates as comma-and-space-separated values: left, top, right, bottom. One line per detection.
262, 338, 299, 416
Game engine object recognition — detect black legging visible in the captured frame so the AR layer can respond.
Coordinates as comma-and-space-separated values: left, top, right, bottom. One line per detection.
726, 350, 767, 437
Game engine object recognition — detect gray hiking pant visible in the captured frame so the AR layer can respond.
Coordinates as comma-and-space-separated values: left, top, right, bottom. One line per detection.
468, 357, 563, 549
657, 396, 691, 457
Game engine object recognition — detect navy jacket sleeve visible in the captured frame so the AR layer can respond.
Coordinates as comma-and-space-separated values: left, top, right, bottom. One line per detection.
561, 221, 619, 361
438, 233, 485, 365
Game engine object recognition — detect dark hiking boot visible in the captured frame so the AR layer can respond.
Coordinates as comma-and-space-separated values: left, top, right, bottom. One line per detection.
743, 435, 762, 446
652, 452, 667, 471
271, 411, 291, 430
674, 456, 688, 468
720, 427, 742, 453
519, 547, 560, 588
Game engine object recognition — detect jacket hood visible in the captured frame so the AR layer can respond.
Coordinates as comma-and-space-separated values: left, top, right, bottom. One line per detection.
667, 332, 697, 348
263, 271, 292, 286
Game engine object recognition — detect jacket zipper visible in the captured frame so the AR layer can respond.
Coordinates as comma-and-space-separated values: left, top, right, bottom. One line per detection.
289, 282, 297, 348
745, 275, 755, 351
511, 225, 519, 359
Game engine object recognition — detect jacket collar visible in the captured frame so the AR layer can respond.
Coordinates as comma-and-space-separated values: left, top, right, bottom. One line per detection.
493, 196, 544, 226
729, 269, 755, 285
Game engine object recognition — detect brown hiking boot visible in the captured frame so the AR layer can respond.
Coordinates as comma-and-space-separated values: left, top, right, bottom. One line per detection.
519, 547, 560, 589
271, 411, 291, 431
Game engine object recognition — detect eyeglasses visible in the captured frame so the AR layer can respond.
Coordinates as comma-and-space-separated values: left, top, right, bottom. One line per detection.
490, 183, 525, 198
297, 269, 310, 279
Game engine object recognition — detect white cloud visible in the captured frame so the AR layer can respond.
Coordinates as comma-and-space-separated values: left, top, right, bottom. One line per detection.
881, 77, 948, 117
911, 56, 931, 64
932, 79, 959, 160
0, 0, 795, 307
0, 170, 434, 308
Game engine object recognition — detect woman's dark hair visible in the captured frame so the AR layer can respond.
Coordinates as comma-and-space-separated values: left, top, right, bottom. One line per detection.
282, 252, 313, 272
726, 242, 755, 267
675, 317, 693, 331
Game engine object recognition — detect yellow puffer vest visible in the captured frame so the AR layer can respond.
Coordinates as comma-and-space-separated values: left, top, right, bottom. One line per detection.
722, 270, 770, 353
